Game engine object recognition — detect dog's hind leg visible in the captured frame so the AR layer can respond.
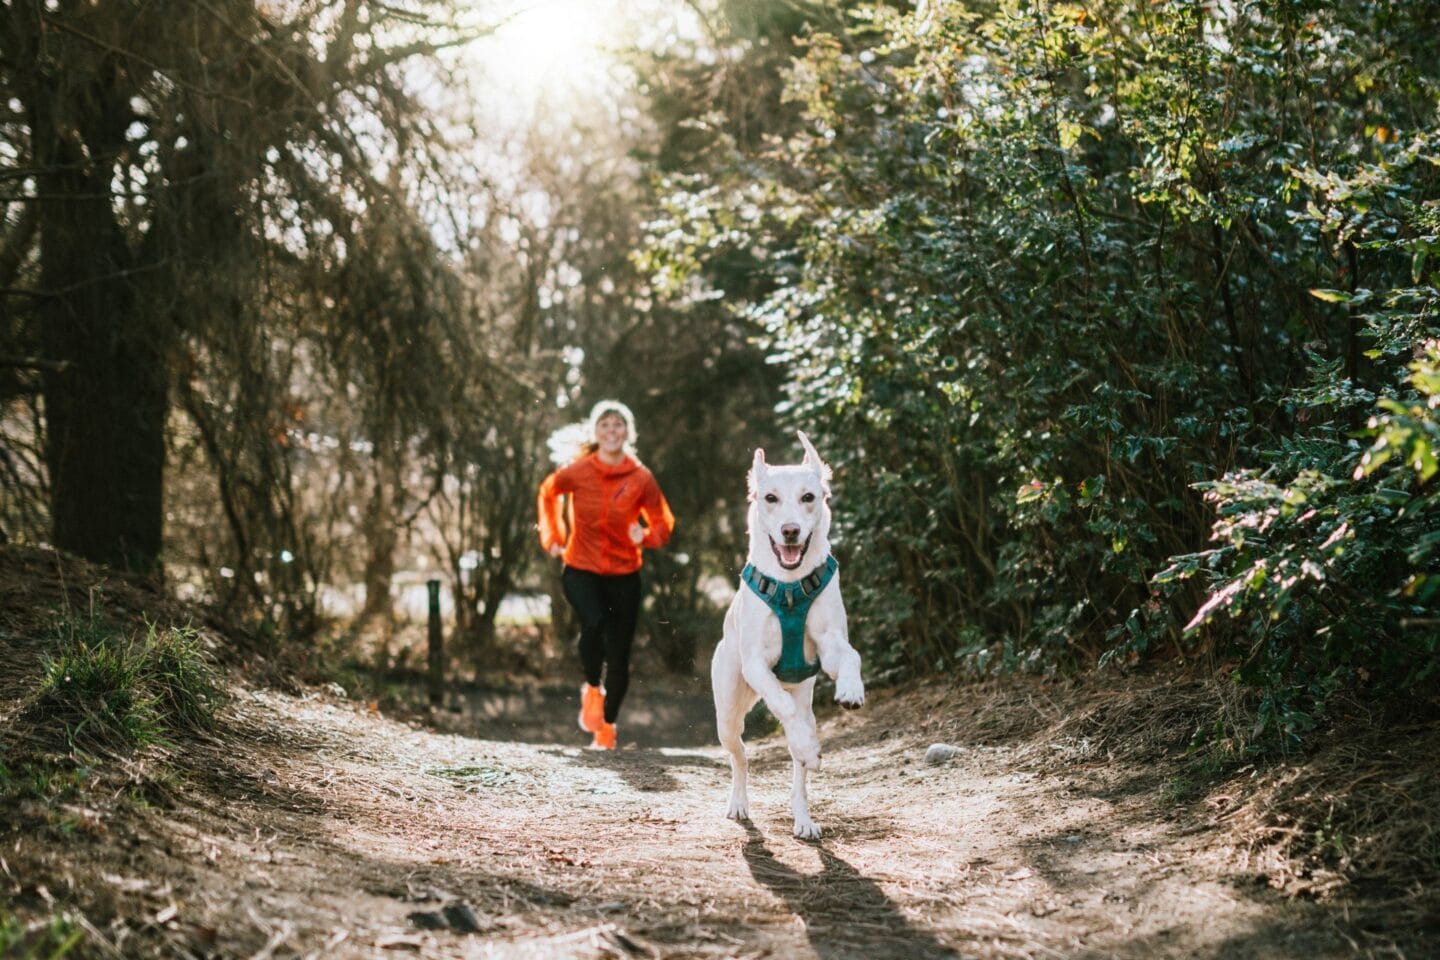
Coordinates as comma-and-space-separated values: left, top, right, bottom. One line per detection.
712, 642, 757, 821
719, 699, 754, 821
791, 760, 819, 839
786, 678, 822, 839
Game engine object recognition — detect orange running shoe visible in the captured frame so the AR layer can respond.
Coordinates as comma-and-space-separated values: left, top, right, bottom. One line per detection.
590, 721, 617, 750
579, 683, 605, 733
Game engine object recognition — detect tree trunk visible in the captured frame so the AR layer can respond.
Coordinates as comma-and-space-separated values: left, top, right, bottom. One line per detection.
358, 453, 399, 627
546, 571, 576, 662
31, 45, 167, 574
471, 569, 515, 676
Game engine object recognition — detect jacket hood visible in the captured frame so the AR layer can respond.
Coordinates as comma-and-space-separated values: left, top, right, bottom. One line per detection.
590, 452, 641, 476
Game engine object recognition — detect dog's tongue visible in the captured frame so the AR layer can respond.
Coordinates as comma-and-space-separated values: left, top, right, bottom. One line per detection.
779, 543, 804, 567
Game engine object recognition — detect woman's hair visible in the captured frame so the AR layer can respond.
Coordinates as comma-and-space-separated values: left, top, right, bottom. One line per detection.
545, 399, 639, 465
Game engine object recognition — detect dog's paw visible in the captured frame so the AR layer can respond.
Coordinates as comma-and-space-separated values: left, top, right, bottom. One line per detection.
834, 675, 865, 710
726, 795, 750, 821
792, 817, 822, 840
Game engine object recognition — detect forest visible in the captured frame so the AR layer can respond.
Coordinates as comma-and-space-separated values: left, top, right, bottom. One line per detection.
1, 0, 1439, 955
5, 0, 1435, 744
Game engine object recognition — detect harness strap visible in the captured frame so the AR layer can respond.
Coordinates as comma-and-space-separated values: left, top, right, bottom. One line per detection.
740, 555, 838, 683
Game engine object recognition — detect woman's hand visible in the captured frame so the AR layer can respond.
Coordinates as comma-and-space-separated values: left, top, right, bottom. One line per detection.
628, 522, 644, 545
549, 543, 565, 558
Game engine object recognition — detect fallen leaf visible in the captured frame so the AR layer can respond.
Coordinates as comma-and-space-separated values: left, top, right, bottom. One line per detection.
545, 848, 589, 866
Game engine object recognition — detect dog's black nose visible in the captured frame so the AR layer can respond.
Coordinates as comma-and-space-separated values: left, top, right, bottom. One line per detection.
781, 523, 801, 543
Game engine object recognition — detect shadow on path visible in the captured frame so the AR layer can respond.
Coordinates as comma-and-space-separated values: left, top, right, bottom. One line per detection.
740, 821, 959, 960
546, 745, 724, 794
448, 676, 717, 749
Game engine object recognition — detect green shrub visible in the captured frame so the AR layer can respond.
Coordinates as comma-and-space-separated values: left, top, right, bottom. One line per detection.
29, 616, 221, 753
641, 0, 1440, 740
1148, 136, 1440, 742
1164, 341, 1440, 743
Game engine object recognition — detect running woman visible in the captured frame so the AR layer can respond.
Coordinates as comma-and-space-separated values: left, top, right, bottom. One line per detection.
537, 400, 675, 749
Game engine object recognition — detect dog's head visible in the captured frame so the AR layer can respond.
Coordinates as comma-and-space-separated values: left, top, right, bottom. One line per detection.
747, 431, 833, 576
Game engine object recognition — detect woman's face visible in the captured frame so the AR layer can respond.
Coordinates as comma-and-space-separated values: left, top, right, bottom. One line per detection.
594, 412, 628, 454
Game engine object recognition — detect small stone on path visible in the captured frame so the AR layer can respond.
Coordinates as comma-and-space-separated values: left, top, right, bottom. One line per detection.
407, 902, 486, 934
442, 902, 485, 933
406, 911, 447, 930
925, 743, 962, 764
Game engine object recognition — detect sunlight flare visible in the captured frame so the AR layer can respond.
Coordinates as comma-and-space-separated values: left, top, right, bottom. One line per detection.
477, 0, 625, 100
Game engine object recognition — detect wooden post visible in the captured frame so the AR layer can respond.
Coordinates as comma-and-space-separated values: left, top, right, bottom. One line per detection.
426, 578, 443, 707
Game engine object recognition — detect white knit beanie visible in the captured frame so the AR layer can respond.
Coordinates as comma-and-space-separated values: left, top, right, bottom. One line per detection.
588, 399, 638, 454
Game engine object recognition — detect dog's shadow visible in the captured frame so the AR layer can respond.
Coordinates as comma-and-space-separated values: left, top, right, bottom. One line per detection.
740, 822, 958, 959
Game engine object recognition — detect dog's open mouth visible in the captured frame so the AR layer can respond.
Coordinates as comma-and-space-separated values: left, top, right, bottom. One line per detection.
770, 535, 812, 571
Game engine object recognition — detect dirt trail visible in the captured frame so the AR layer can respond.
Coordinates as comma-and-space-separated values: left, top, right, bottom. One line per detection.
10, 671, 1416, 960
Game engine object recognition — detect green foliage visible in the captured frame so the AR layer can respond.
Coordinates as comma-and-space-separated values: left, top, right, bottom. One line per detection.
0, 759, 93, 803
1166, 340, 1440, 740
744, 700, 781, 739
1156, 145, 1440, 739
0, 911, 85, 960
642, 0, 1440, 734
29, 617, 221, 754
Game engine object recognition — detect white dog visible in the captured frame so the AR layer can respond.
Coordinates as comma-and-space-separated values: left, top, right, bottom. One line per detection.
710, 431, 865, 839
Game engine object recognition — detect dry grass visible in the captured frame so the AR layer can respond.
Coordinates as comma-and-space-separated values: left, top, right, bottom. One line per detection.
886, 664, 1440, 931
0, 545, 226, 684
1016, 673, 1440, 937
1224, 711, 1440, 918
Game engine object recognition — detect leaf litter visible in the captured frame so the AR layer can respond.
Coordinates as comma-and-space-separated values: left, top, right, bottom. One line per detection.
1, 545, 1437, 958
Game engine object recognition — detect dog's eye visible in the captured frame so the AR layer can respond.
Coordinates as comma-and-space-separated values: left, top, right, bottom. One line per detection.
801, 493, 816, 503
764, 493, 779, 504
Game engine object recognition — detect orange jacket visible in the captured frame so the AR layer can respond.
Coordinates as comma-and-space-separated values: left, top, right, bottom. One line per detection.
537, 453, 675, 576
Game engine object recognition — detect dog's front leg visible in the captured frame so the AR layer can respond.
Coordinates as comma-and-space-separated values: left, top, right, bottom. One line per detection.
818, 632, 864, 709
786, 683, 822, 839
811, 590, 865, 709
739, 655, 822, 770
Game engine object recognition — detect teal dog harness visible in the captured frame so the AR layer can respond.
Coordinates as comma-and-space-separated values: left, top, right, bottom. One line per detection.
740, 555, 839, 683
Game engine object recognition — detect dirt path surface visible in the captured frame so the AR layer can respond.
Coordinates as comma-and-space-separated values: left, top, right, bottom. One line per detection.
10, 668, 1423, 960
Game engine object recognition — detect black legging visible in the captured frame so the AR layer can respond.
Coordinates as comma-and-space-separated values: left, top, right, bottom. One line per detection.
561, 566, 642, 724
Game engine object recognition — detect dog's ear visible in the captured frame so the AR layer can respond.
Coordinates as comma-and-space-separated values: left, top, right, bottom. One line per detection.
797, 431, 833, 492
748, 448, 768, 501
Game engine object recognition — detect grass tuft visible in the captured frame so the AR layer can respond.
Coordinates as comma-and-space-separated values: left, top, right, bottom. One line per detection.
0, 909, 85, 959
27, 615, 221, 755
